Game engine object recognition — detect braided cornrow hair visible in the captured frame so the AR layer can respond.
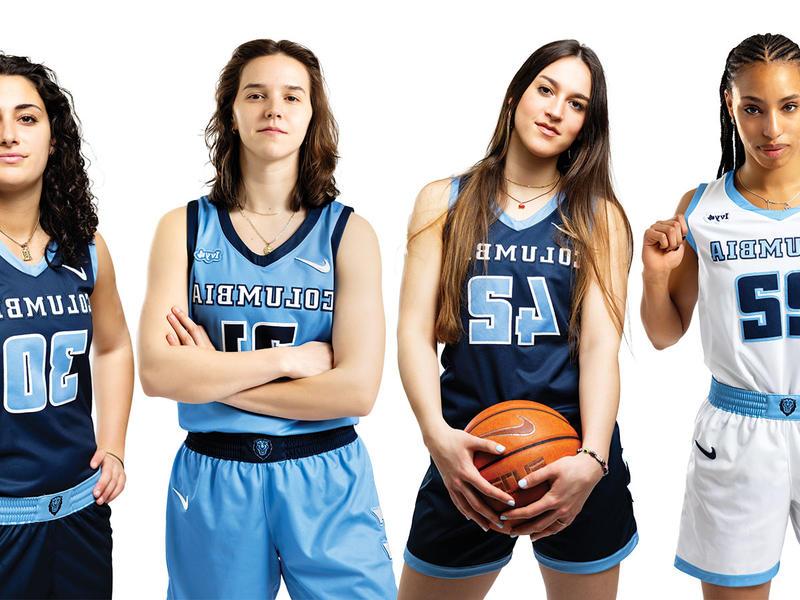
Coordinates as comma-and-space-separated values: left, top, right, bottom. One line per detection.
718, 33, 800, 177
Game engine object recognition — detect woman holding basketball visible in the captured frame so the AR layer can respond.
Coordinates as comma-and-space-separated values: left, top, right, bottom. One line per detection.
0, 55, 133, 598
138, 39, 395, 598
642, 33, 800, 599
398, 40, 637, 600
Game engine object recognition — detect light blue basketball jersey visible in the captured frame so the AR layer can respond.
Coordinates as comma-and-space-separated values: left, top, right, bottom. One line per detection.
180, 197, 357, 435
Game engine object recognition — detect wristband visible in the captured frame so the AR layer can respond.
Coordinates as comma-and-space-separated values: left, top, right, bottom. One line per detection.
576, 447, 608, 476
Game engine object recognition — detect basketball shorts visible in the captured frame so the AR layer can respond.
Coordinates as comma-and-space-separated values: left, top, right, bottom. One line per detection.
676, 378, 800, 587
404, 423, 637, 578
166, 426, 397, 599
0, 470, 112, 599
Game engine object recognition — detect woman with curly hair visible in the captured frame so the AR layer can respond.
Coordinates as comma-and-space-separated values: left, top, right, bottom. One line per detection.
139, 39, 396, 598
0, 55, 133, 598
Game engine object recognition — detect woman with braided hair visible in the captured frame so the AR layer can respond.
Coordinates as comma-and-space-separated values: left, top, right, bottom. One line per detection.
642, 33, 800, 599
0, 54, 133, 598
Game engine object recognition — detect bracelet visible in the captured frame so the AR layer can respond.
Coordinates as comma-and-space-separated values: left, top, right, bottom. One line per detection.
106, 451, 125, 470
576, 447, 608, 476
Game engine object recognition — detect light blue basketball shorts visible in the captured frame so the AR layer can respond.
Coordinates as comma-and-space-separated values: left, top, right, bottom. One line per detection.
166, 427, 396, 599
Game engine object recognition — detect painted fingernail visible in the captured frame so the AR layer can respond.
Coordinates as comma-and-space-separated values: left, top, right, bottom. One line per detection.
510, 534, 518, 538
507, 500, 515, 507
94, 488, 100, 496
518, 479, 528, 489
495, 522, 503, 529
500, 515, 508, 521
481, 525, 489, 532
495, 444, 506, 453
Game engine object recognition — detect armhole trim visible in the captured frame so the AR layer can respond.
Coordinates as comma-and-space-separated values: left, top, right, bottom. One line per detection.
186, 200, 199, 316
684, 183, 707, 252
331, 205, 354, 267
88, 241, 99, 289
448, 177, 461, 209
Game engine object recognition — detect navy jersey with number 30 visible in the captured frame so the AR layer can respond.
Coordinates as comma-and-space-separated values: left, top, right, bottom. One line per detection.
0, 242, 97, 497
440, 178, 579, 429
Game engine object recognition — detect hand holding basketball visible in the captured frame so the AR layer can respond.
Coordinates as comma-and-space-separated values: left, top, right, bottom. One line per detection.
500, 452, 604, 539
426, 423, 515, 533
642, 214, 688, 277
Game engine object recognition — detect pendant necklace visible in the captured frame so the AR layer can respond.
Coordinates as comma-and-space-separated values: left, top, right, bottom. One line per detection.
238, 206, 296, 255
0, 217, 39, 261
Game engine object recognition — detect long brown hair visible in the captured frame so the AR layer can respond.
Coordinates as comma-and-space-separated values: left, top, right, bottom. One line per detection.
205, 39, 339, 210
433, 40, 632, 351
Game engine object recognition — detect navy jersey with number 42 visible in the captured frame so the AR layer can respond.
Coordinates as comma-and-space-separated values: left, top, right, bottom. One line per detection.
440, 178, 579, 429
0, 242, 97, 497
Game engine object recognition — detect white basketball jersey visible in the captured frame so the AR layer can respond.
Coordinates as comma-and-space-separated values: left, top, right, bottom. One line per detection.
686, 170, 800, 394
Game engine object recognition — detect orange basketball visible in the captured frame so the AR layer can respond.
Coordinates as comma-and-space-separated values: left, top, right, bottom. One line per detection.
465, 400, 580, 511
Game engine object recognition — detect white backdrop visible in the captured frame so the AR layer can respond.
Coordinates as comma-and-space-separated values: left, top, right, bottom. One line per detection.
6, 1, 800, 598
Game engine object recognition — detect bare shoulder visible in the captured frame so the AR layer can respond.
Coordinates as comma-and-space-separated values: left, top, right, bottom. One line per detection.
676, 188, 699, 215
408, 177, 454, 238
156, 205, 188, 236
339, 212, 378, 249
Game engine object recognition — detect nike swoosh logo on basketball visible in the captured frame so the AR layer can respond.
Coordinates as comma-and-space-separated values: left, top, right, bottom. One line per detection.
172, 487, 189, 510
295, 257, 331, 273
479, 416, 536, 438
62, 265, 87, 281
694, 440, 716, 460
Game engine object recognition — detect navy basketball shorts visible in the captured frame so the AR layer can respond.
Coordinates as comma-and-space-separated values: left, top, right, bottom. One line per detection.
0, 470, 112, 599
405, 423, 637, 578
166, 426, 397, 599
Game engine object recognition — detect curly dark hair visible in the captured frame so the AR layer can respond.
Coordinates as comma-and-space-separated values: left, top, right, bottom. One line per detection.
0, 54, 98, 267
205, 39, 339, 211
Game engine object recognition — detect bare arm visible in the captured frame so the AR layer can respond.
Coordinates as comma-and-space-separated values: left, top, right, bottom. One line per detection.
397, 179, 513, 532
137, 207, 298, 403
89, 233, 134, 504
219, 214, 385, 419
640, 189, 699, 349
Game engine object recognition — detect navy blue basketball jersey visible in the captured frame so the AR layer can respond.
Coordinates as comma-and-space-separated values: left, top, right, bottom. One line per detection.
182, 196, 356, 435
440, 178, 579, 430
0, 242, 98, 497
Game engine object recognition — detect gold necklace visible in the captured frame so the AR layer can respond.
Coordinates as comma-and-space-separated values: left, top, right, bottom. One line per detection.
0, 217, 39, 261
505, 174, 560, 190
240, 190, 279, 216
238, 206, 296, 254
505, 179, 560, 209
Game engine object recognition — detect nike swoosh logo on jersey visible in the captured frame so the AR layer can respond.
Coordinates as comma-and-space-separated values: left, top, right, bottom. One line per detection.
694, 440, 716, 460
62, 265, 87, 281
479, 416, 536, 438
172, 487, 189, 510
295, 257, 331, 273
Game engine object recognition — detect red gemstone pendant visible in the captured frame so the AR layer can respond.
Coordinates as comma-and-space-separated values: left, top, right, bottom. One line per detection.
518, 204, 525, 209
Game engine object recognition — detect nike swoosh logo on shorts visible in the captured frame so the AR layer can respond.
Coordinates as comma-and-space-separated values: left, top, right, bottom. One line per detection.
172, 487, 189, 510
295, 257, 331, 273
62, 265, 87, 281
479, 416, 536, 438
694, 440, 717, 460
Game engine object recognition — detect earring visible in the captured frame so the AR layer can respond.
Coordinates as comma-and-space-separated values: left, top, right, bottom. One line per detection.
567, 147, 572, 161
732, 129, 737, 167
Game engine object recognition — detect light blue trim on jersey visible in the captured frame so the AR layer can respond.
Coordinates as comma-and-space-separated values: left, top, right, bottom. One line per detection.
708, 377, 800, 420
684, 183, 707, 251
497, 194, 561, 232
448, 177, 460, 209
0, 470, 100, 525
0, 240, 53, 277
534, 531, 638, 574
403, 547, 512, 579
725, 170, 800, 221
89, 242, 98, 281
675, 555, 778, 587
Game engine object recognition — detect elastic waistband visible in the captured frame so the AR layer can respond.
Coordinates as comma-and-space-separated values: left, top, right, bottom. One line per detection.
709, 378, 800, 420
185, 425, 357, 463
0, 470, 100, 526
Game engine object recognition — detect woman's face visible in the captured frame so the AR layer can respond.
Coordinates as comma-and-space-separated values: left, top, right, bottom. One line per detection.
232, 53, 313, 165
512, 56, 591, 159
0, 75, 51, 195
727, 61, 800, 171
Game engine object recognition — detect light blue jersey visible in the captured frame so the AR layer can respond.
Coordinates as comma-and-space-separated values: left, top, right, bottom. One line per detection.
181, 196, 356, 435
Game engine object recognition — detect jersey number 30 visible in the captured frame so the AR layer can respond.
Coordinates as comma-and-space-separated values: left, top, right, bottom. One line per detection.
3, 330, 88, 414
468, 276, 559, 345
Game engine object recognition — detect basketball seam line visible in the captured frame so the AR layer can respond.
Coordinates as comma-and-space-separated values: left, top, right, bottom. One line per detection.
476, 435, 580, 473
467, 406, 571, 431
